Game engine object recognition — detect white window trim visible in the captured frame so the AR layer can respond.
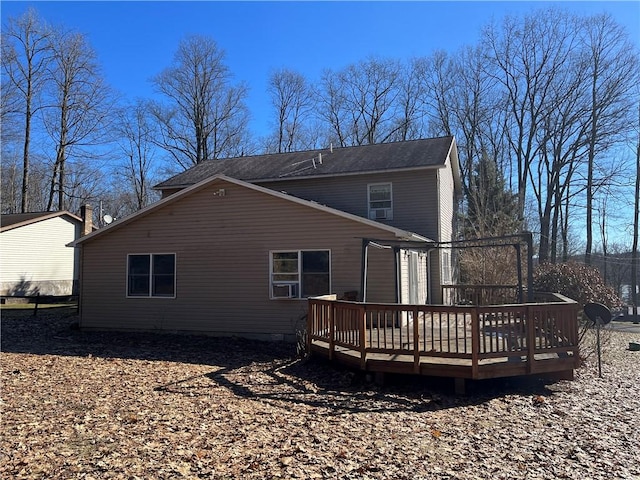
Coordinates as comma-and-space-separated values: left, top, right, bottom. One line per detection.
367, 182, 393, 220
269, 249, 331, 300
441, 250, 452, 285
126, 253, 177, 299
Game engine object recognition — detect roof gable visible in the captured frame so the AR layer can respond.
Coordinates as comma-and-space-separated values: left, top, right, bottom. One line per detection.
155, 136, 457, 191
75, 174, 430, 246
0, 211, 82, 233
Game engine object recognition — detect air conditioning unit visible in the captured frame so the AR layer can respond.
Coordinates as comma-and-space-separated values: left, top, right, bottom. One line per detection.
272, 283, 298, 299
370, 208, 391, 220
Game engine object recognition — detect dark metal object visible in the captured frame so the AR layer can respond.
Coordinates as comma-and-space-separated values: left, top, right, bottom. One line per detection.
584, 303, 612, 378
584, 302, 612, 325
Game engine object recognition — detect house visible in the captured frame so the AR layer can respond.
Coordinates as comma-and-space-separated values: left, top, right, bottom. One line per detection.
156, 136, 462, 302
0, 207, 93, 297
74, 137, 462, 340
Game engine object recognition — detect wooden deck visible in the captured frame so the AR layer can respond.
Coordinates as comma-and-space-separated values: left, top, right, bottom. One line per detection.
307, 294, 580, 386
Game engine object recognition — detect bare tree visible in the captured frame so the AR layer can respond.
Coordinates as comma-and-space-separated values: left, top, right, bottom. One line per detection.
318, 57, 403, 146
151, 35, 250, 168
267, 68, 314, 153
43, 28, 114, 211
0, 151, 21, 213
532, 55, 590, 263
317, 69, 348, 147
421, 50, 454, 138
114, 100, 159, 211
422, 46, 505, 204
481, 10, 578, 221
1, 8, 52, 212
580, 13, 639, 265
632, 101, 640, 313
390, 58, 428, 142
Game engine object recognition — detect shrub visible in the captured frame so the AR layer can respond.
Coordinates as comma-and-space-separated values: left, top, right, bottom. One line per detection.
533, 262, 623, 310
533, 262, 623, 362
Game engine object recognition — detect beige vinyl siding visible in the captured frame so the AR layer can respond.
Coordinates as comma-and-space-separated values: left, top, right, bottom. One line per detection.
362, 245, 396, 304
438, 156, 456, 243
256, 169, 440, 239
80, 179, 399, 338
432, 156, 457, 303
0, 216, 79, 295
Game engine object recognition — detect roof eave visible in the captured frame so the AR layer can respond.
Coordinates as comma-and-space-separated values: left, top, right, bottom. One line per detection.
0, 211, 82, 233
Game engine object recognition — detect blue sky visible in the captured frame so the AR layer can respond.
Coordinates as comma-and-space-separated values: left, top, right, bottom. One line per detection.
2, 1, 639, 138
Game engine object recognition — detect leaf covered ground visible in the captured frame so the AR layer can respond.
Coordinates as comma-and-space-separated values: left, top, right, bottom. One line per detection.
1, 310, 639, 479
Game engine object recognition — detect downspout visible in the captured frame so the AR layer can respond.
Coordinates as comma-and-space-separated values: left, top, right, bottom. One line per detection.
426, 249, 433, 304
361, 239, 369, 302
394, 247, 401, 303
78, 244, 84, 327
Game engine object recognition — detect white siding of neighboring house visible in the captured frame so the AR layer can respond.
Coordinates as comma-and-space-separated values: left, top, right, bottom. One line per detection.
0, 216, 80, 295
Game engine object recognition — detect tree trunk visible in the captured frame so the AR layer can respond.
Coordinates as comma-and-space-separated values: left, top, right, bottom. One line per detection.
631, 103, 640, 313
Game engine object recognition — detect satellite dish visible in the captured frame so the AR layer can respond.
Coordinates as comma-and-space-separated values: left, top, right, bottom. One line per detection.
584, 302, 612, 325
103, 214, 113, 225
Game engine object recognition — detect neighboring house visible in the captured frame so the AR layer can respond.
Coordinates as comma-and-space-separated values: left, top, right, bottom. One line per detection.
0, 207, 93, 297
75, 137, 461, 340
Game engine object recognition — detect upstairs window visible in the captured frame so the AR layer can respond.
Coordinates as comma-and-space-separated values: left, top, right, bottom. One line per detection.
270, 250, 330, 299
368, 183, 393, 220
127, 253, 176, 298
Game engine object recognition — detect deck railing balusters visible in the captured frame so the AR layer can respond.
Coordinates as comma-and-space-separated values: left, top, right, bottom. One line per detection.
308, 295, 578, 380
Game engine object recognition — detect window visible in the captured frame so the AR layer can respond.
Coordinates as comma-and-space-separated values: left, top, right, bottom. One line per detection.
442, 250, 451, 284
270, 250, 330, 299
127, 254, 175, 297
368, 183, 393, 220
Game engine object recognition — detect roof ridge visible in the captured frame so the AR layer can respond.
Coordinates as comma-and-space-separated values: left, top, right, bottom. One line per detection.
154, 136, 456, 190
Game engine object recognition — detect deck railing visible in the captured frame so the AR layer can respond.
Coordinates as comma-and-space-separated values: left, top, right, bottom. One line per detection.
307, 294, 579, 378
442, 284, 521, 305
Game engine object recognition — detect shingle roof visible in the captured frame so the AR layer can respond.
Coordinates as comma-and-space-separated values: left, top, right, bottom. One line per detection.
0, 211, 82, 232
155, 136, 456, 190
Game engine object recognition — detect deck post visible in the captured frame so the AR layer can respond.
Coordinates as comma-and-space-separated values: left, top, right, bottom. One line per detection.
328, 302, 335, 360
413, 307, 420, 374
525, 232, 534, 302
471, 307, 479, 379
526, 305, 536, 373
359, 304, 367, 369
306, 300, 312, 354
572, 304, 580, 367
515, 243, 523, 303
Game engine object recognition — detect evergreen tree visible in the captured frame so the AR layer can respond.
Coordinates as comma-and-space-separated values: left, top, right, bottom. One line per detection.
462, 153, 521, 238
458, 153, 523, 287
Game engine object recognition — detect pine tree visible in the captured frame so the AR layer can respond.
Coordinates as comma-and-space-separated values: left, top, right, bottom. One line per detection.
462, 153, 521, 238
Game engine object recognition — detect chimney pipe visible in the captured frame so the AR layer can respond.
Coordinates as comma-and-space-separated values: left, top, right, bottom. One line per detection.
80, 204, 93, 236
